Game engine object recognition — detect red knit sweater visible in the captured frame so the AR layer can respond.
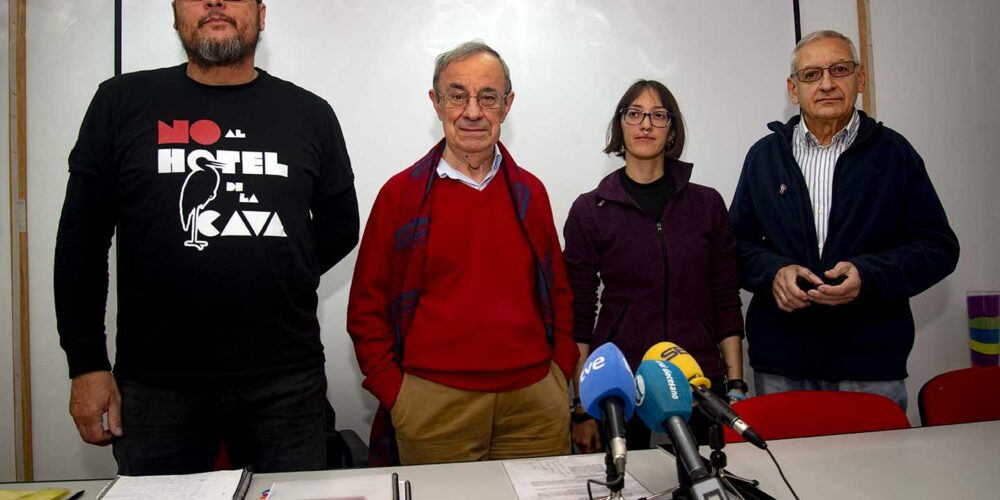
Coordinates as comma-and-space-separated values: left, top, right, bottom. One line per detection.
348, 166, 578, 409
404, 174, 552, 391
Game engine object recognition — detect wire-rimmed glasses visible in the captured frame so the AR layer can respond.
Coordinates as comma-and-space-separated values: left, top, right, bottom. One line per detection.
792, 61, 859, 83
437, 90, 510, 109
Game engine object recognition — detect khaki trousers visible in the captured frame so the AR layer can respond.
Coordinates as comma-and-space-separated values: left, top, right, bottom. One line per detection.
390, 363, 571, 465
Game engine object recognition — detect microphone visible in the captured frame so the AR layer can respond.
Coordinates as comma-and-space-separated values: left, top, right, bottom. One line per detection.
634, 360, 708, 481
579, 342, 636, 476
642, 341, 711, 389
644, 342, 767, 450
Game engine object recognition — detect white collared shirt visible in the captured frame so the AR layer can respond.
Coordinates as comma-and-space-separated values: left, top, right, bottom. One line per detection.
435, 145, 503, 191
793, 109, 861, 256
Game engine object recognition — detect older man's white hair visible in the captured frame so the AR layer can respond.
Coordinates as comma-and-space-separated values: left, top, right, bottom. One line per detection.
432, 40, 512, 94
790, 30, 859, 75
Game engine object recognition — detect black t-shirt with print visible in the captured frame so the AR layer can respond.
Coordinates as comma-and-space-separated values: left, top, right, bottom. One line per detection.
58, 64, 353, 387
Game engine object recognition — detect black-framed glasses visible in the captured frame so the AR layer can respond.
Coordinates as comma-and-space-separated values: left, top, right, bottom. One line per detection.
792, 61, 859, 83
438, 90, 510, 109
621, 107, 672, 128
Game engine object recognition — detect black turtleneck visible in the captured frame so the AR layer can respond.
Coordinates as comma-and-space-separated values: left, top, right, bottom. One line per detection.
620, 168, 676, 220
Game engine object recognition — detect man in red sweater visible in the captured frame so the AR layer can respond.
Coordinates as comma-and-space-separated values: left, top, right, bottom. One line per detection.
347, 41, 578, 465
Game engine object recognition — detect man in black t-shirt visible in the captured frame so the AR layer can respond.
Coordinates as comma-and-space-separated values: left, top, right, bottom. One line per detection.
54, 0, 358, 474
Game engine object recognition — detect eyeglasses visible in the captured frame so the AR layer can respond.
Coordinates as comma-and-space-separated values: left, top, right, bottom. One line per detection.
621, 107, 672, 128
792, 61, 859, 83
438, 90, 510, 109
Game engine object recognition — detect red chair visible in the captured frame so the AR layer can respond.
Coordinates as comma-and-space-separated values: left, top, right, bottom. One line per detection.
919, 366, 1000, 426
723, 390, 910, 443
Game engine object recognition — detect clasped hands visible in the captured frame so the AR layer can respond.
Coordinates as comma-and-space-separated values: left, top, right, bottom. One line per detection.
772, 262, 861, 312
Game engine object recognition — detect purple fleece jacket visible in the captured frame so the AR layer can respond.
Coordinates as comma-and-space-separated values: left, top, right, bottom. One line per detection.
563, 160, 744, 377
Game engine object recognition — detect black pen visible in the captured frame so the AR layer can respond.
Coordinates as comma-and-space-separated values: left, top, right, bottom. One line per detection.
65, 491, 85, 500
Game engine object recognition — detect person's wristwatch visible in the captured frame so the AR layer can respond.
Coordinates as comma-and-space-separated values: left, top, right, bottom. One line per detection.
570, 397, 595, 424
726, 378, 749, 393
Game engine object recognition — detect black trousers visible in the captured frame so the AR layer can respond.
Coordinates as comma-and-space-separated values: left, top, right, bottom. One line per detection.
113, 365, 328, 475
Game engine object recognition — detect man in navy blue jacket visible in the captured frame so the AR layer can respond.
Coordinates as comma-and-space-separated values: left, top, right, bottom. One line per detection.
729, 30, 959, 409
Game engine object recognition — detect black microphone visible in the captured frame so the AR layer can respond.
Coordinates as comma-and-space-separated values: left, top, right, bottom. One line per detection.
692, 386, 767, 450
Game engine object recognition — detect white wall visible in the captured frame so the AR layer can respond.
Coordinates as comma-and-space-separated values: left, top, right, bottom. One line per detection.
0, 0, 16, 482
26, 0, 117, 481
799, 0, 860, 51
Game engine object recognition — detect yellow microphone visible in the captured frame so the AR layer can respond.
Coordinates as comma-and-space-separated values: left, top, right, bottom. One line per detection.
644, 342, 769, 449
642, 342, 712, 390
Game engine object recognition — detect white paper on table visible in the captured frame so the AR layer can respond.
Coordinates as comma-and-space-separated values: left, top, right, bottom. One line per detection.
502, 455, 652, 500
98, 468, 246, 500
265, 473, 401, 500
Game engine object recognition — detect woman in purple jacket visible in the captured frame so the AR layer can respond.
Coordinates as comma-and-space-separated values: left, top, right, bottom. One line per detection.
564, 80, 746, 452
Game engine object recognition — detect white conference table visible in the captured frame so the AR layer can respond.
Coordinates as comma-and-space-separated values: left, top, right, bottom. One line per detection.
681, 420, 1000, 499
5, 420, 998, 499
248, 420, 1000, 499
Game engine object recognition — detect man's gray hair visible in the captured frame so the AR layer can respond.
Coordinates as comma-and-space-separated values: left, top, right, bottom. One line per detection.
791, 30, 859, 74
432, 40, 512, 94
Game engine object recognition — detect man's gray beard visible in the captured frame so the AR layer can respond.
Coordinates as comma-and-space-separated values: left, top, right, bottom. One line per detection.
185, 33, 259, 69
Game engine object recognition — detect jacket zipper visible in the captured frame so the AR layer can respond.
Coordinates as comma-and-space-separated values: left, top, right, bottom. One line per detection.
601, 185, 677, 344
656, 222, 669, 341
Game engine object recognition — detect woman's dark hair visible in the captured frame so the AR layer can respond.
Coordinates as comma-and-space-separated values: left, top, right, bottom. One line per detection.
604, 79, 686, 160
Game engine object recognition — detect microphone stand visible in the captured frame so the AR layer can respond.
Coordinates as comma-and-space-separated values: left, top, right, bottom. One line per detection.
707, 423, 775, 500
601, 416, 626, 499
642, 420, 775, 500
602, 448, 626, 499
708, 423, 728, 476
642, 424, 741, 500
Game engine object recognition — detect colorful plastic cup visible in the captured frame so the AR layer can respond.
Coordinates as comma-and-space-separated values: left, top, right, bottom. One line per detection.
967, 291, 1000, 367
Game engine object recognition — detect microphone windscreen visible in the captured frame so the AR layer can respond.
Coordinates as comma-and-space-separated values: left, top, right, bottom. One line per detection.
635, 360, 693, 432
642, 342, 712, 390
579, 342, 637, 420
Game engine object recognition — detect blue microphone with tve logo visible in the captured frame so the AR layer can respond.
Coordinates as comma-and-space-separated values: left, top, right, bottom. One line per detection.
579, 342, 636, 477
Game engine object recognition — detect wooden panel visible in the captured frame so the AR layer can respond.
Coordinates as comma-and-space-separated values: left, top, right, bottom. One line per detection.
7, 0, 31, 481
857, 0, 877, 117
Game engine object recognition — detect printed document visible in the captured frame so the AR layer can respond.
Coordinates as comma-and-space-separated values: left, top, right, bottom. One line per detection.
502, 455, 652, 500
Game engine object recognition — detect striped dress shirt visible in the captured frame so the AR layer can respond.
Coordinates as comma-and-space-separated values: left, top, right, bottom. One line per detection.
792, 109, 860, 256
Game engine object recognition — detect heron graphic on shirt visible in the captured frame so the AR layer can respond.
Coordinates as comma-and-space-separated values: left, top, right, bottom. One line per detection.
179, 157, 223, 251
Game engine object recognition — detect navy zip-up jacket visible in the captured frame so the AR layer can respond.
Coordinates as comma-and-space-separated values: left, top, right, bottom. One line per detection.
729, 111, 959, 381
